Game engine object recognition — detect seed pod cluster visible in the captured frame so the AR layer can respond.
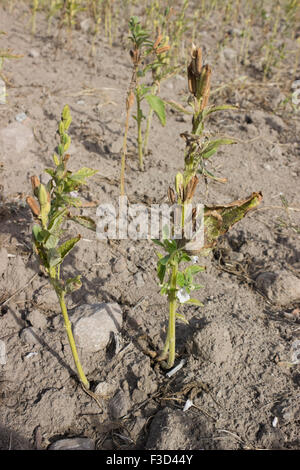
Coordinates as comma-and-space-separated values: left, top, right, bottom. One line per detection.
187, 45, 211, 110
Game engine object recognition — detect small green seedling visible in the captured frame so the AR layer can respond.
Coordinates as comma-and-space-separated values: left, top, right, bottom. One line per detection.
27, 105, 97, 390
120, 16, 170, 194
154, 46, 263, 369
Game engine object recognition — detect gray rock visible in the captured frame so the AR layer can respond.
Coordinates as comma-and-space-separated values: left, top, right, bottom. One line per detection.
0, 122, 34, 153
27, 309, 47, 330
108, 389, 130, 419
72, 303, 123, 352
0, 247, 8, 276
20, 327, 40, 345
49, 437, 95, 450
256, 270, 300, 306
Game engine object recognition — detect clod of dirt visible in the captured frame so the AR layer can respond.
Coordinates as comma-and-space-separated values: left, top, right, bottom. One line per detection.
26, 309, 47, 330
48, 437, 95, 450
146, 408, 196, 450
71, 302, 123, 352
190, 322, 233, 367
256, 270, 300, 306
19, 326, 40, 345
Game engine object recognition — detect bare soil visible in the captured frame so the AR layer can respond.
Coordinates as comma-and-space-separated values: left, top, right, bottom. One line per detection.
0, 3, 300, 450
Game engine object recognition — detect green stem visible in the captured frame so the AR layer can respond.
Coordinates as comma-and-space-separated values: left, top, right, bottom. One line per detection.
57, 289, 89, 389
136, 90, 144, 171
166, 262, 178, 368
143, 83, 158, 155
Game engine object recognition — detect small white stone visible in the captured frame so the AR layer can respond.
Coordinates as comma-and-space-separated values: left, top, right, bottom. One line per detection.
272, 416, 278, 428
15, 112, 27, 122
49, 437, 95, 450
183, 399, 193, 412
29, 49, 40, 58
72, 303, 123, 353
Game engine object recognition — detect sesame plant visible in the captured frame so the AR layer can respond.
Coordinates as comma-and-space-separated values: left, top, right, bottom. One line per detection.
154, 46, 263, 369
120, 16, 170, 194
26, 105, 97, 390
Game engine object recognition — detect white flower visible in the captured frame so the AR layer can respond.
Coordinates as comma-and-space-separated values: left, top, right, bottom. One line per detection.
191, 256, 199, 264
177, 288, 190, 304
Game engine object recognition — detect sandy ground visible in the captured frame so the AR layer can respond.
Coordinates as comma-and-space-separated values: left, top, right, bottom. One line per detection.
0, 2, 300, 450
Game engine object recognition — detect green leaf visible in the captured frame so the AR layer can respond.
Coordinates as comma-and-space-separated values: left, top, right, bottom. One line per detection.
152, 239, 165, 248
159, 254, 171, 265
186, 265, 206, 275
69, 167, 98, 183
203, 105, 237, 118
164, 99, 193, 115
32, 224, 43, 242
184, 298, 204, 307
44, 233, 59, 249
192, 284, 205, 290
201, 138, 236, 160
58, 235, 81, 260
47, 248, 62, 268
157, 263, 167, 284
68, 215, 96, 231
145, 94, 166, 126
176, 271, 185, 287
176, 313, 189, 324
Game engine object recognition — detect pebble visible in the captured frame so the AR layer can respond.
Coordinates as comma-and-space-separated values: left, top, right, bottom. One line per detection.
28, 49, 40, 58
49, 437, 95, 450
72, 302, 123, 352
256, 270, 300, 306
20, 327, 40, 345
15, 112, 27, 122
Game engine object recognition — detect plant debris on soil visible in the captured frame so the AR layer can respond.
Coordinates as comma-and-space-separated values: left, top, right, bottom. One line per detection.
0, 1, 300, 451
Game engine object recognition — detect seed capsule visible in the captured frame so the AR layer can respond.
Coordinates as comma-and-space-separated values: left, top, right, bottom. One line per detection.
26, 196, 40, 217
